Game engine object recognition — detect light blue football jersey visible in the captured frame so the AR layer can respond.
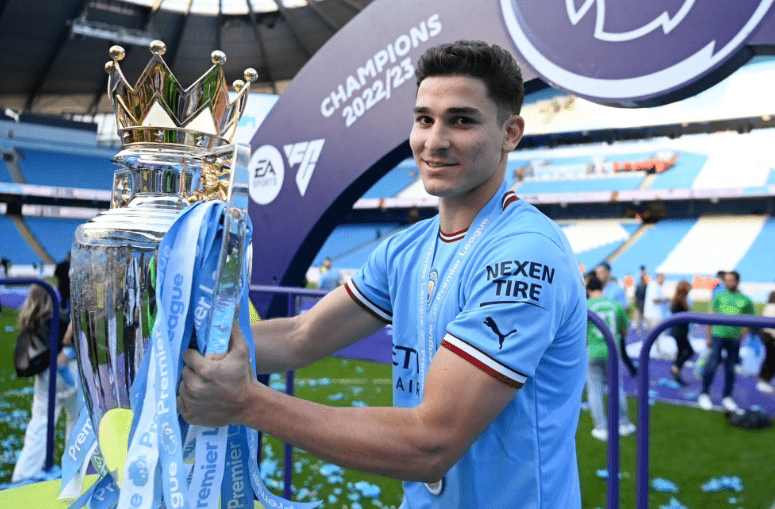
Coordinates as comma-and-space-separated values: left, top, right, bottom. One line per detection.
346, 182, 588, 509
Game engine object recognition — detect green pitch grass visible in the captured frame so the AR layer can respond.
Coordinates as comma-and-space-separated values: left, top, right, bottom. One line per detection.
1, 307, 773, 508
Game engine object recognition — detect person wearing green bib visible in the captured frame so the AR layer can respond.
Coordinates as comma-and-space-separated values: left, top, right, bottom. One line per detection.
585, 275, 636, 441
698, 271, 755, 412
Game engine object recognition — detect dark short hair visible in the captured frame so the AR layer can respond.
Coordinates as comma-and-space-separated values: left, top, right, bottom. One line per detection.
596, 262, 611, 272
415, 40, 525, 122
727, 271, 740, 282
716, 270, 727, 278
586, 274, 603, 292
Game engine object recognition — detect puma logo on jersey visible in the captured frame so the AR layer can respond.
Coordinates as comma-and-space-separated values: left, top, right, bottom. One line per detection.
284, 139, 325, 197
483, 317, 517, 350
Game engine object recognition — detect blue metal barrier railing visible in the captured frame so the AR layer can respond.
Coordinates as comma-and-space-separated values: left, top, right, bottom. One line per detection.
587, 309, 623, 509
0, 278, 61, 472
636, 312, 775, 509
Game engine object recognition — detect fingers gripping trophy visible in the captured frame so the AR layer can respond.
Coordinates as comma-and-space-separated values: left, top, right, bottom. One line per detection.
64, 41, 305, 509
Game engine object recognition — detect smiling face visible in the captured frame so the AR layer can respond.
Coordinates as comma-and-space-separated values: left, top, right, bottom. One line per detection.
409, 75, 523, 204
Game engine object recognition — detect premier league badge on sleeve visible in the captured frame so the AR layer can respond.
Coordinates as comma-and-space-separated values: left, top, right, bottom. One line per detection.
427, 269, 438, 310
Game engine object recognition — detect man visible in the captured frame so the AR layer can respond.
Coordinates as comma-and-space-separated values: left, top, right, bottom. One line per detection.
644, 272, 671, 356
179, 41, 588, 508
585, 274, 636, 441
596, 262, 629, 313
318, 257, 340, 292
698, 271, 754, 412
633, 270, 648, 332
643, 272, 670, 329
711, 270, 726, 301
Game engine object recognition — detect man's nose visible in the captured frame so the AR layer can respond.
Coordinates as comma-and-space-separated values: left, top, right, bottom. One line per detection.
424, 122, 451, 152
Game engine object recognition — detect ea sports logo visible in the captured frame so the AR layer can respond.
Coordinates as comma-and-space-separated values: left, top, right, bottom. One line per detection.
500, 0, 774, 104
249, 145, 284, 205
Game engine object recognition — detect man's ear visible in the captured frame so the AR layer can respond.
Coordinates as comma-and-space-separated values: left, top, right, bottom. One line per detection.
503, 114, 525, 152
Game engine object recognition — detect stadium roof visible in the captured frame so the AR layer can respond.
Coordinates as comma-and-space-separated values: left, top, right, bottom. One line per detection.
0, 0, 371, 117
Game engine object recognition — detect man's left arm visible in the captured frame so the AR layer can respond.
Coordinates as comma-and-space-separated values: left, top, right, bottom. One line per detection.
178, 331, 517, 483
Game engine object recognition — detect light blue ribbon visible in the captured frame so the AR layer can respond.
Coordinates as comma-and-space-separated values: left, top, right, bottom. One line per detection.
60, 402, 95, 496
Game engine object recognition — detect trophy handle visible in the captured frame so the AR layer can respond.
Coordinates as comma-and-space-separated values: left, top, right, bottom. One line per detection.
201, 143, 251, 355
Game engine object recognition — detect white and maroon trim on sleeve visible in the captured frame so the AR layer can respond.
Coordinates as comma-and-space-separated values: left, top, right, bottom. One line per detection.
502, 191, 518, 211
344, 280, 392, 324
441, 333, 527, 388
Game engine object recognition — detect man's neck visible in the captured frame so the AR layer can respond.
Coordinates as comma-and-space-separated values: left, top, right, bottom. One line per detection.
438, 174, 504, 234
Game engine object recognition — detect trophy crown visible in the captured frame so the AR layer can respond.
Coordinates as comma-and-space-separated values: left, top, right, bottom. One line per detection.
106, 41, 257, 148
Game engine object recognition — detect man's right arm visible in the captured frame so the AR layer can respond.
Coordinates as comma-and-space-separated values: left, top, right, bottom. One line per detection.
251, 285, 387, 374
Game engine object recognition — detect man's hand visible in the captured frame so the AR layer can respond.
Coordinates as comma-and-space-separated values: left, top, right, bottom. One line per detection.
178, 315, 257, 428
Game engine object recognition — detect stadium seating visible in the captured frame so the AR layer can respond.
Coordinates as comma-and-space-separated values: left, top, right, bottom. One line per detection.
732, 217, 775, 284
611, 218, 697, 280
515, 175, 644, 194
656, 216, 767, 280
360, 161, 419, 199
311, 224, 403, 270
24, 217, 84, 263
0, 215, 40, 265
649, 152, 708, 190
15, 148, 115, 190
560, 220, 640, 271
0, 158, 13, 182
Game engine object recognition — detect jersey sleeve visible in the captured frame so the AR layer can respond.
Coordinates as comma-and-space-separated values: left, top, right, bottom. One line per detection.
344, 237, 393, 324
442, 232, 580, 388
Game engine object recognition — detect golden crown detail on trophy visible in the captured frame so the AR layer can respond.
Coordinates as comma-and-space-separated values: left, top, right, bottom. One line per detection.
105, 40, 257, 148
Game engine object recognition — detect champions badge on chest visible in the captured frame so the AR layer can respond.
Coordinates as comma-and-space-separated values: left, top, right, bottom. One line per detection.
66, 41, 321, 509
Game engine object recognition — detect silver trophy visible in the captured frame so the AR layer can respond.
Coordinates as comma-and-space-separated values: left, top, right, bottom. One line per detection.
70, 41, 254, 469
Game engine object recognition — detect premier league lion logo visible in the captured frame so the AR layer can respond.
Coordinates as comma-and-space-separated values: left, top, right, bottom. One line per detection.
128, 456, 149, 487
500, 0, 774, 105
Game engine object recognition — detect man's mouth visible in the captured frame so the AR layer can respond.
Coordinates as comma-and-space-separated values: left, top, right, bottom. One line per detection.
423, 160, 457, 168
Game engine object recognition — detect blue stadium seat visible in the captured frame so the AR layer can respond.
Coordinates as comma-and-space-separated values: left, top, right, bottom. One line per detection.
575, 241, 624, 273
0, 158, 13, 182
312, 224, 402, 269
649, 152, 708, 190
610, 219, 697, 278
0, 215, 40, 265
16, 149, 115, 190
516, 176, 644, 194
25, 217, 85, 263
735, 218, 775, 283
361, 162, 419, 199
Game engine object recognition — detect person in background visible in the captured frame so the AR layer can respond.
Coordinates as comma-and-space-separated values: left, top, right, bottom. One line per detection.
596, 262, 629, 313
318, 257, 340, 292
633, 270, 648, 332
644, 273, 669, 329
698, 271, 754, 412
585, 274, 636, 441
711, 271, 726, 300
756, 290, 775, 394
54, 252, 71, 313
644, 272, 671, 357
670, 280, 693, 386
11, 285, 78, 483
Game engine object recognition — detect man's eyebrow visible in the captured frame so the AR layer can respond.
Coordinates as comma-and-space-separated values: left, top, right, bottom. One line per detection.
412, 106, 482, 115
